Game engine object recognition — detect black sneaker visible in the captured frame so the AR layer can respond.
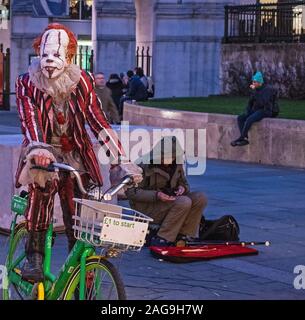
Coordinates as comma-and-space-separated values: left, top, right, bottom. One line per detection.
150, 236, 175, 247
235, 139, 249, 146
231, 138, 242, 147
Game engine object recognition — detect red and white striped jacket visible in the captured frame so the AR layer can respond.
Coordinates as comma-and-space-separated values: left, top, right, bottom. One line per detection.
15, 69, 123, 187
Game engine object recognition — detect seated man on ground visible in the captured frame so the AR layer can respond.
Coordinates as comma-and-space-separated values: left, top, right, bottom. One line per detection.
231, 71, 278, 147
125, 136, 208, 247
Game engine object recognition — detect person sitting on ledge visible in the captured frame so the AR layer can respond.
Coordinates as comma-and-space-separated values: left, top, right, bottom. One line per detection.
231, 71, 278, 147
118, 70, 148, 117
125, 136, 208, 247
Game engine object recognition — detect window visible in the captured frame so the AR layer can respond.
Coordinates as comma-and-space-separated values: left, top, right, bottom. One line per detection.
0, 0, 9, 29
69, 0, 92, 20
74, 40, 93, 72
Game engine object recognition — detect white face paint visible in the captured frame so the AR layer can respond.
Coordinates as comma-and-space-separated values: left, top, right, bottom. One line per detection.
40, 29, 70, 79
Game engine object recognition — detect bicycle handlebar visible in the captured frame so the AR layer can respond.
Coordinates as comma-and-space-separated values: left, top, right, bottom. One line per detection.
31, 163, 88, 195
31, 162, 133, 200
104, 175, 133, 200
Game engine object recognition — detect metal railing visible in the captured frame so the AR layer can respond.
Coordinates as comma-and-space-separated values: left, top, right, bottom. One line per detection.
223, 1, 305, 43
73, 45, 94, 73
136, 46, 152, 77
0, 44, 10, 110
69, 0, 92, 20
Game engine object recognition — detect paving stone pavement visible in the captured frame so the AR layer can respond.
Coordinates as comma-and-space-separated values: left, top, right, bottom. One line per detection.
0, 111, 20, 135
1, 159, 305, 300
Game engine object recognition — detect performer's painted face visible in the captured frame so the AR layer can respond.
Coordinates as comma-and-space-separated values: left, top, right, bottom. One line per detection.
40, 29, 70, 79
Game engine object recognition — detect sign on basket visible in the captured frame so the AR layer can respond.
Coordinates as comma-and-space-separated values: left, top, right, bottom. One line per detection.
101, 217, 148, 247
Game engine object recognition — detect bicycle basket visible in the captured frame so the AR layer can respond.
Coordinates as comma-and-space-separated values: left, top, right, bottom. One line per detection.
72, 198, 153, 251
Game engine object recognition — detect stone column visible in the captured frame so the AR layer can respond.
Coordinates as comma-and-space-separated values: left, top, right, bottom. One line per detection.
134, 0, 156, 76
95, 0, 136, 77
153, 0, 232, 98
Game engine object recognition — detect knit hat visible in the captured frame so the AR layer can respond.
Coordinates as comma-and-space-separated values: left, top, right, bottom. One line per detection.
252, 71, 264, 84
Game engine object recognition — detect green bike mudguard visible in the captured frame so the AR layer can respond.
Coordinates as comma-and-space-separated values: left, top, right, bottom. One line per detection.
11, 195, 28, 215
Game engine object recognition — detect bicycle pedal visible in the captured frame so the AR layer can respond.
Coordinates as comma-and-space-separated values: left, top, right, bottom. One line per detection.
32, 282, 45, 300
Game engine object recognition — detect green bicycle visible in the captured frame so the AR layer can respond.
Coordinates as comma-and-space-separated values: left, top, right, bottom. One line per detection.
2, 162, 152, 300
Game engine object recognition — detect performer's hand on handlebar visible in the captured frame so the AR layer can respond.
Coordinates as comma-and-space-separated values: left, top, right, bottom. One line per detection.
33, 154, 52, 167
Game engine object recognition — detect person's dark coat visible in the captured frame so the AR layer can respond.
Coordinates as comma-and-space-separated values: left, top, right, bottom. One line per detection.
126, 75, 148, 101
106, 77, 124, 110
247, 85, 276, 117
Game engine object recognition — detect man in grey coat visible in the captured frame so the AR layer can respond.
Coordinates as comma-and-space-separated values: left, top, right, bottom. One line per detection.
95, 72, 121, 124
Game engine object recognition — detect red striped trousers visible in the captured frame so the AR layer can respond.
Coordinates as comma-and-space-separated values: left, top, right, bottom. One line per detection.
25, 173, 88, 243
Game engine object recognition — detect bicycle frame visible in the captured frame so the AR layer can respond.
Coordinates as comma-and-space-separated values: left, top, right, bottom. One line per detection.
7, 216, 96, 300
6, 169, 136, 300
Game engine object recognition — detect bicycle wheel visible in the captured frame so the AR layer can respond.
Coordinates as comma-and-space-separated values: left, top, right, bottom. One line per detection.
62, 256, 126, 300
2, 221, 30, 300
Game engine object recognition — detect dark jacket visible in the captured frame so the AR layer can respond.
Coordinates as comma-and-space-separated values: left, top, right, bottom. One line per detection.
247, 85, 276, 117
126, 75, 148, 101
106, 78, 124, 109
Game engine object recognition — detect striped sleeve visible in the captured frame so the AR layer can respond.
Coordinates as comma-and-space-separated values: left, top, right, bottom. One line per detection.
82, 72, 124, 162
16, 74, 45, 143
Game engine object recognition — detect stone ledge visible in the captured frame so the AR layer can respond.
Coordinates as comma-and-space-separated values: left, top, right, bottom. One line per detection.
123, 102, 305, 169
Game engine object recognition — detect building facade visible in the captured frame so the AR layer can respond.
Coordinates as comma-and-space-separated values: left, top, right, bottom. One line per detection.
3, 0, 304, 107
6, 0, 240, 105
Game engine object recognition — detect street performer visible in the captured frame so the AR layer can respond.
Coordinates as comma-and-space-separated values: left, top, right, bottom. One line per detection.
15, 23, 140, 282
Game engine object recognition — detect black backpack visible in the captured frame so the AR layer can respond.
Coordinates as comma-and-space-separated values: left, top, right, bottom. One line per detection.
146, 215, 240, 246
199, 215, 240, 241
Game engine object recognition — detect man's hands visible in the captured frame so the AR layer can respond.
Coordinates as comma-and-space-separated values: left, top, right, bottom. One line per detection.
33, 153, 52, 167
174, 185, 185, 196
157, 185, 185, 202
157, 191, 176, 202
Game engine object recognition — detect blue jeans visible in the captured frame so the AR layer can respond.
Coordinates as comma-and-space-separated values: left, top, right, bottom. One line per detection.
237, 110, 266, 139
